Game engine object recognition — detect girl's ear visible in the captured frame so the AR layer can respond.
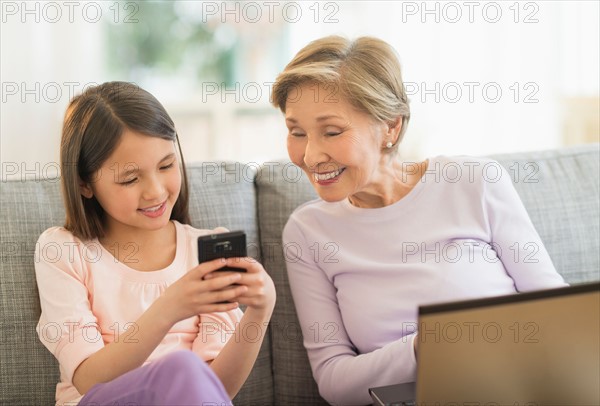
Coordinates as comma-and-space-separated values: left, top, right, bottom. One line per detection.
79, 180, 93, 199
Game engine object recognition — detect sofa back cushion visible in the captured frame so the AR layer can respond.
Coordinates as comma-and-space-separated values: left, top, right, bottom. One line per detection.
187, 163, 273, 405
256, 144, 599, 404
490, 144, 600, 284
0, 162, 272, 405
1, 178, 66, 405
255, 162, 328, 405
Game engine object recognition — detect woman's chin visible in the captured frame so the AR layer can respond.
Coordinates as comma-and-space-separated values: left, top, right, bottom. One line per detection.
307, 175, 350, 203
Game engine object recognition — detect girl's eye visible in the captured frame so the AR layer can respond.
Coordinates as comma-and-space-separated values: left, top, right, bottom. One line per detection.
290, 132, 306, 137
120, 178, 137, 186
325, 132, 341, 137
160, 163, 174, 170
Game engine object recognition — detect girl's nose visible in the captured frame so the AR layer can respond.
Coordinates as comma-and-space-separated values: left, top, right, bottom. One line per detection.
142, 175, 166, 202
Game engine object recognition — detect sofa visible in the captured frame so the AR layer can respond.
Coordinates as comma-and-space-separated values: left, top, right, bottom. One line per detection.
1, 143, 599, 405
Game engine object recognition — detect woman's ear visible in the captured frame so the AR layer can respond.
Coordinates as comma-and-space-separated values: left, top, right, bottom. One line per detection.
386, 117, 403, 145
79, 180, 93, 199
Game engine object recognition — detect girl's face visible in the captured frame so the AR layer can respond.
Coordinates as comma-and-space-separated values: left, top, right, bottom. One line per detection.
285, 83, 399, 204
82, 129, 182, 237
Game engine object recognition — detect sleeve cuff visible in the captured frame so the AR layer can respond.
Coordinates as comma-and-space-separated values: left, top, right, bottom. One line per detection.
55, 324, 104, 383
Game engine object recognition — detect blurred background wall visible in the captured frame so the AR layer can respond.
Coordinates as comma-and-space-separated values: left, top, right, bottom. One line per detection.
1, 0, 598, 179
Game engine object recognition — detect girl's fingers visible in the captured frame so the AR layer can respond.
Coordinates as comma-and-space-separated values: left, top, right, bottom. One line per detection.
202, 272, 243, 291
222, 257, 260, 273
192, 258, 273, 309
208, 284, 248, 303
199, 301, 240, 313
194, 258, 229, 277
203, 270, 243, 280
204, 258, 262, 285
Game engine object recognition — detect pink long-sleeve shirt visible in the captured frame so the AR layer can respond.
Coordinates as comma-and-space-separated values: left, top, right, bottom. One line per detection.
282, 155, 567, 405
35, 221, 243, 406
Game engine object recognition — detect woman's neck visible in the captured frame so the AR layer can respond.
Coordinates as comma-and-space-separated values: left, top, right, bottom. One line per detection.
348, 158, 429, 209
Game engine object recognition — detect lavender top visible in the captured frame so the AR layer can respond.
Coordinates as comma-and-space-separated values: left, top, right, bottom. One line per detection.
282, 155, 567, 405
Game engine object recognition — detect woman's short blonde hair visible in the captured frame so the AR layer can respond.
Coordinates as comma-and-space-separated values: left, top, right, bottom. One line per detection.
271, 35, 410, 144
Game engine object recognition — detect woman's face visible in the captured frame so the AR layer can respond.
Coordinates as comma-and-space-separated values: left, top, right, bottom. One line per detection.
285, 83, 398, 204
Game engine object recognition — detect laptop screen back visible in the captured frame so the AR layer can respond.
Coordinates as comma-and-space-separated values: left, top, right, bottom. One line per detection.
416, 283, 600, 405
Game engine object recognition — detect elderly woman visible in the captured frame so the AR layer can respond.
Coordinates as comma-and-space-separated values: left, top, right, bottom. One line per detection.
271, 36, 567, 405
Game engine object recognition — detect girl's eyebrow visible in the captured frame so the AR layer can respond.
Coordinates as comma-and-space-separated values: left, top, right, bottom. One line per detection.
119, 153, 176, 177
159, 153, 176, 163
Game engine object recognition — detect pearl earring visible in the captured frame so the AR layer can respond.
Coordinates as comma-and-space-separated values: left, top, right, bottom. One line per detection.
386, 141, 393, 149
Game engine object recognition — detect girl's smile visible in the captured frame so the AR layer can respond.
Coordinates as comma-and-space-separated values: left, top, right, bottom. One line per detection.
138, 200, 168, 218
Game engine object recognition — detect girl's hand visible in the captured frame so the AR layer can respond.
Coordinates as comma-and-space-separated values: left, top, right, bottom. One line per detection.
157, 258, 249, 325
205, 257, 276, 318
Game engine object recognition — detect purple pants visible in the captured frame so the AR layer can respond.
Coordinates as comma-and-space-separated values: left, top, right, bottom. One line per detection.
79, 350, 232, 406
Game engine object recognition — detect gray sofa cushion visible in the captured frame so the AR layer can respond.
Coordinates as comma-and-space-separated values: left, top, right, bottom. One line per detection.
1, 145, 598, 405
1, 179, 66, 405
0, 163, 272, 406
187, 163, 273, 405
255, 162, 326, 405
490, 144, 600, 283
255, 144, 600, 405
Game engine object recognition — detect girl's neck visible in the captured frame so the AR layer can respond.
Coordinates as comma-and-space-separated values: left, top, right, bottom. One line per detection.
100, 220, 176, 249
99, 221, 178, 272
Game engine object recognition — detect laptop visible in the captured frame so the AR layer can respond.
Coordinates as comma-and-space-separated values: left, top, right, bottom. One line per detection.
369, 282, 600, 406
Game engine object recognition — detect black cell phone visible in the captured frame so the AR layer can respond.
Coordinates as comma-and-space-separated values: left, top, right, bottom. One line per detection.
197, 231, 247, 272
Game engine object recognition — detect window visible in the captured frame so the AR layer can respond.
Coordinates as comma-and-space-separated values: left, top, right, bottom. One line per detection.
1, 1, 598, 179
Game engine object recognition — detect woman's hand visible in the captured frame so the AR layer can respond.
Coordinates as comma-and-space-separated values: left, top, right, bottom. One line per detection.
157, 258, 248, 325
205, 257, 276, 318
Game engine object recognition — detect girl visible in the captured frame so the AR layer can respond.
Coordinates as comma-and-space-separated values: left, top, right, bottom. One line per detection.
35, 81, 276, 406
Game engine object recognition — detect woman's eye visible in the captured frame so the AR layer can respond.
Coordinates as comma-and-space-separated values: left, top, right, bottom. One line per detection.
325, 132, 341, 137
290, 132, 306, 137
160, 163, 174, 170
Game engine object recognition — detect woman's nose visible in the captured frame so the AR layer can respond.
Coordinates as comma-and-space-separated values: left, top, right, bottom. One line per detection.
303, 138, 329, 169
